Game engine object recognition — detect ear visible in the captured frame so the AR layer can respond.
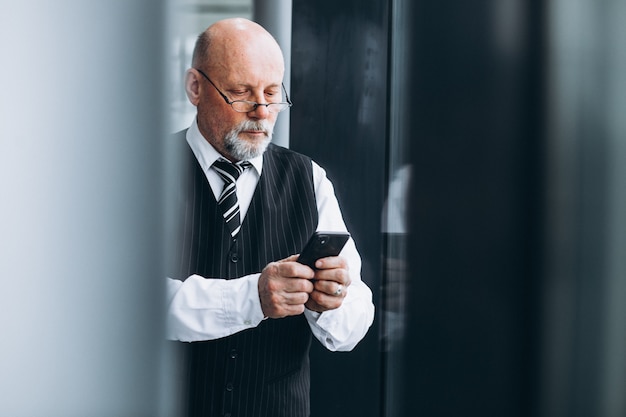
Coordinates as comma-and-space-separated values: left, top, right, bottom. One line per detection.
185, 69, 201, 106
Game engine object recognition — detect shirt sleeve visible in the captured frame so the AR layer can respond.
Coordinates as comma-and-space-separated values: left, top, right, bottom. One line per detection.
165, 274, 265, 342
304, 161, 375, 351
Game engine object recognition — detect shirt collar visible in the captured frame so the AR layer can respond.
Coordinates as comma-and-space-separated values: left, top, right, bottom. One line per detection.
186, 118, 263, 176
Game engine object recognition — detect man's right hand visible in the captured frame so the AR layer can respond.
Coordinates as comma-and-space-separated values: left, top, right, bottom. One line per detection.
258, 255, 315, 318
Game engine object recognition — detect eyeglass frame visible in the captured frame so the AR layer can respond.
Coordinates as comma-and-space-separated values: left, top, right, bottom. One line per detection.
194, 68, 292, 113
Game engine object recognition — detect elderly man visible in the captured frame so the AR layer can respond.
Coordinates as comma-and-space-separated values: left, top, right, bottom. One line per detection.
166, 18, 374, 417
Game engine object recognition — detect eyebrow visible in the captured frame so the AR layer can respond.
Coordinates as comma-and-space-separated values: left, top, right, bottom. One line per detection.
225, 81, 282, 90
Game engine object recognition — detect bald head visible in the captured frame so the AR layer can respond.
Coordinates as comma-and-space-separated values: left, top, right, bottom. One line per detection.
185, 18, 288, 162
192, 18, 284, 75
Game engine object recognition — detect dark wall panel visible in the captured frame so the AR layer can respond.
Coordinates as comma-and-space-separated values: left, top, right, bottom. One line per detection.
291, 1, 389, 416
402, 1, 545, 416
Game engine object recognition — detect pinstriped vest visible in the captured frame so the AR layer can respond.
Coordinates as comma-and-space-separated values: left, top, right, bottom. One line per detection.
171, 132, 318, 417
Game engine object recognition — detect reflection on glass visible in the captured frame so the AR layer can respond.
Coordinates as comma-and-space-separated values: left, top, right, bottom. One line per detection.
382, 1, 411, 416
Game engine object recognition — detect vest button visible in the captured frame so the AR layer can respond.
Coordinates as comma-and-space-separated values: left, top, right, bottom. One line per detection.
229, 349, 238, 359
226, 382, 234, 392
229, 252, 239, 263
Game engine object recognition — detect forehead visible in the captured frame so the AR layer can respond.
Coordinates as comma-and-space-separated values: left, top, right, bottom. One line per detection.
207, 32, 284, 86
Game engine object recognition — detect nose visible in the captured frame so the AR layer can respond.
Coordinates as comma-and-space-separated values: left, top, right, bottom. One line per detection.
248, 102, 271, 119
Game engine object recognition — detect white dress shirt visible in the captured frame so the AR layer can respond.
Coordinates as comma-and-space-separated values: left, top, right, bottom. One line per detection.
166, 119, 374, 351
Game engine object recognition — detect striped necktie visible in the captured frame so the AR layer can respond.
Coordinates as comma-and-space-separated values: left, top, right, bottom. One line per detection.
213, 158, 252, 237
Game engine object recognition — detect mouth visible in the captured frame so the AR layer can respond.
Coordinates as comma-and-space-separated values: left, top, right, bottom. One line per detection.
241, 130, 267, 138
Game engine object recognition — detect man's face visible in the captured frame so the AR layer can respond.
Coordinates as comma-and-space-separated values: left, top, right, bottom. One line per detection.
190, 40, 285, 162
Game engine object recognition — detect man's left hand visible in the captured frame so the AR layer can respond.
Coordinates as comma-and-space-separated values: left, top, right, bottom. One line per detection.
305, 256, 351, 313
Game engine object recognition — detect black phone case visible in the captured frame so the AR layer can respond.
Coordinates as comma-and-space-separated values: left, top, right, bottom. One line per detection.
297, 231, 350, 269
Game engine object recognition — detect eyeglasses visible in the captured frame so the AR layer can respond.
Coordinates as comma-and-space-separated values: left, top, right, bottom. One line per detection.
195, 68, 292, 113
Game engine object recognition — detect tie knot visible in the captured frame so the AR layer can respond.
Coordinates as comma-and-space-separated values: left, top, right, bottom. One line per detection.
213, 158, 251, 183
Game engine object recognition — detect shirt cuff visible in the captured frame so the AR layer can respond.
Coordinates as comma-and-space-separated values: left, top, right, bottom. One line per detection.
304, 308, 339, 350
223, 273, 265, 328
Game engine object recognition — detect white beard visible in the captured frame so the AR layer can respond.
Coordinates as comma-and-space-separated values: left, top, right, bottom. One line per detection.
223, 119, 273, 161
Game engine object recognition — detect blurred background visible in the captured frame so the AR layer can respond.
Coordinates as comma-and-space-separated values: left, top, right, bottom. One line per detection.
1, 0, 624, 416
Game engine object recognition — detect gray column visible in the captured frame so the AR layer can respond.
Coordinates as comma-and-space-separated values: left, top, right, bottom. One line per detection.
0, 2, 172, 416
253, 0, 293, 148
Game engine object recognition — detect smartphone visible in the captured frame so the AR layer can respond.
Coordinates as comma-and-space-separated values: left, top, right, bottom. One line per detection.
297, 231, 350, 269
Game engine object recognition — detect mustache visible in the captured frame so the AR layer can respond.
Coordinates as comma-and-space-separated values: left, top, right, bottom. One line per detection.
235, 120, 273, 136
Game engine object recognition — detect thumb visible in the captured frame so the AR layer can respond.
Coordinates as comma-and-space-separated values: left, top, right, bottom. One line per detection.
281, 254, 301, 263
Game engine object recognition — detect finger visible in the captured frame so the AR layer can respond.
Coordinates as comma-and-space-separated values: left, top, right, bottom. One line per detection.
313, 255, 348, 271
314, 280, 348, 298
282, 291, 311, 305
286, 278, 314, 294
265, 289, 310, 305
267, 302, 306, 319
313, 267, 351, 287
261, 271, 314, 294
275, 261, 316, 280
280, 254, 301, 263
306, 289, 345, 313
